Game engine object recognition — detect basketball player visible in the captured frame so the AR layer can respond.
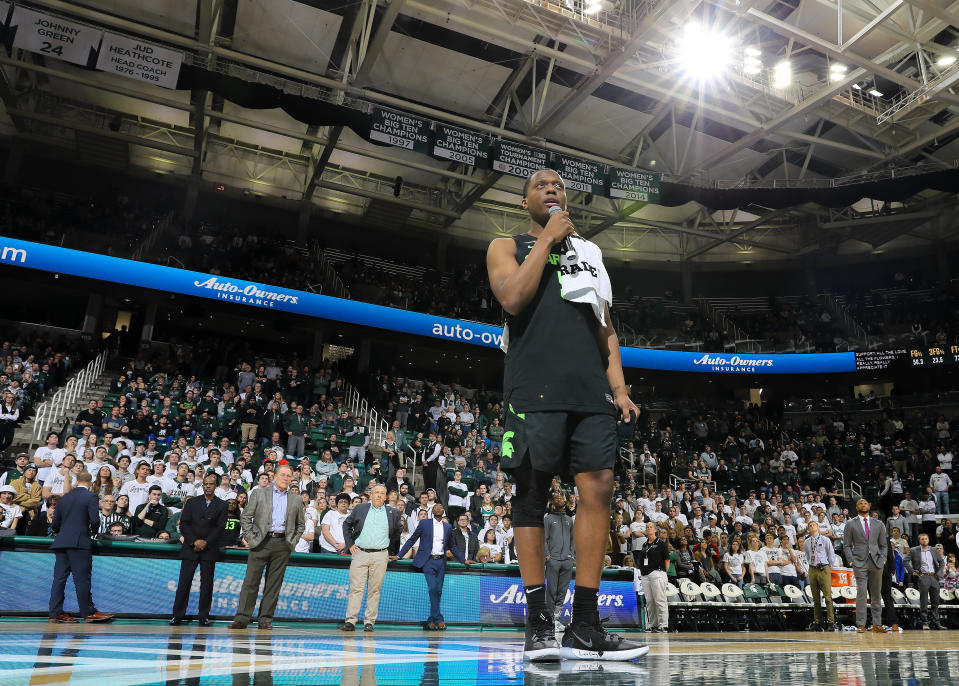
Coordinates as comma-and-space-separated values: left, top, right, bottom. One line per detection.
486, 168, 648, 661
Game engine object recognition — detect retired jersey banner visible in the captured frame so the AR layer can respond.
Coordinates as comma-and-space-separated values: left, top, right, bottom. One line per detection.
371, 106, 431, 153
96, 32, 182, 88
10, 5, 102, 67
0, 235, 861, 374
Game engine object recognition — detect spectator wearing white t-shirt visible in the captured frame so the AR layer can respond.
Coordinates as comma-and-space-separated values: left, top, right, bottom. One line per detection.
320, 494, 350, 553
41, 453, 77, 502
0, 485, 22, 530
119, 461, 154, 514
745, 538, 767, 585
295, 515, 316, 553
629, 510, 647, 554
723, 539, 746, 588
930, 467, 952, 515
33, 432, 66, 484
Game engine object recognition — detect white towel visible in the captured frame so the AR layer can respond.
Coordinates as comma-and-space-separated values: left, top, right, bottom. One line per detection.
559, 234, 612, 327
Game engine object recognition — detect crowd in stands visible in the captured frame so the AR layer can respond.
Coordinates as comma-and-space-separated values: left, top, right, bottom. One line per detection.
3, 350, 959, 632
843, 281, 959, 347
161, 223, 317, 292
0, 330, 84, 457
0, 186, 167, 257
603, 401, 959, 597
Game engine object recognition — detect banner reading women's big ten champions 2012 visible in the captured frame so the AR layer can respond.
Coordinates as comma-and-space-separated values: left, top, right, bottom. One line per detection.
0, 550, 638, 626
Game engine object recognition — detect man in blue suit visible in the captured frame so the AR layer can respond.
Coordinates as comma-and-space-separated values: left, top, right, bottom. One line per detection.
48, 471, 114, 623
394, 503, 472, 629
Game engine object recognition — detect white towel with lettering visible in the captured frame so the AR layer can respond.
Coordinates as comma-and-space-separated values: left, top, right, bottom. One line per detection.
559, 233, 612, 327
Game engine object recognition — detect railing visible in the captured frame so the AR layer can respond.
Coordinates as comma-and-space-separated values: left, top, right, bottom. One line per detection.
833, 467, 846, 504
32, 350, 108, 448
310, 242, 351, 300
130, 211, 174, 262
343, 380, 389, 457
849, 480, 863, 502
820, 293, 872, 350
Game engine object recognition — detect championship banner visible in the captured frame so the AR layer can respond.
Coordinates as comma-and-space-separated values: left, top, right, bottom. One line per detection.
96, 31, 182, 88
432, 123, 492, 167
492, 139, 549, 178
552, 153, 605, 194
10, 5, 102, 67
609, 167, 661, 204
370, 106, 431, 153
0, 234, 863, 373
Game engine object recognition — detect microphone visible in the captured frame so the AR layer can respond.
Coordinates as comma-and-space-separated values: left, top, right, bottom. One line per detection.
548, 205, 574, 256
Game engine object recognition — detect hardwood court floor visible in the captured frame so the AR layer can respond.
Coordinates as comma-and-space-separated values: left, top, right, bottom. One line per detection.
0, 620, 955, 685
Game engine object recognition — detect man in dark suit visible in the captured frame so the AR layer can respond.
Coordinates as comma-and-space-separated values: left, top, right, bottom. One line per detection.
170, 474, 227, 626
48, 471, 113, 623
904, 533, 946, 629
340, 484, 403, 632
451, 511, 480, 562
395, 503, 472, 630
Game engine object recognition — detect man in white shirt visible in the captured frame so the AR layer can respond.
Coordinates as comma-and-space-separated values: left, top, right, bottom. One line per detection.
42, 453, 77, 501
33, 432, 65, 484
320, 493, 350, 553
899, 493, 921, 541
0, 485, 23, 531
119, 461, 154, 513
929, 467, 952, 514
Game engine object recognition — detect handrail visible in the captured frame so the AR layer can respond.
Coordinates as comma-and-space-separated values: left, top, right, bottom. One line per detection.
31, 350, 108, 448
849, 480, 863, 501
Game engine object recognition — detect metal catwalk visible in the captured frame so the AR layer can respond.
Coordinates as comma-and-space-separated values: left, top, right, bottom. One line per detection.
0, 621, 956, 685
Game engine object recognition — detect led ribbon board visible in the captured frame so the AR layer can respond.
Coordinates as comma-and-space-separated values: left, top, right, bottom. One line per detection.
1, 235, 862, 374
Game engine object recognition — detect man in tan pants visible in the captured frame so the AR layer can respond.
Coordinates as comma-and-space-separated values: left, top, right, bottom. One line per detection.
339, 485, 403, 631
803, 521, 837, 631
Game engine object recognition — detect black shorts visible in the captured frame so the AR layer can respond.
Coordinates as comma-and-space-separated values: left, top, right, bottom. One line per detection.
501, 409, 617, 479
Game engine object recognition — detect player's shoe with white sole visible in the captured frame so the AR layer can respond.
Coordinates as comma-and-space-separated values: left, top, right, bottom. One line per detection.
524, 610, 562, 661
560, 618, 649, 661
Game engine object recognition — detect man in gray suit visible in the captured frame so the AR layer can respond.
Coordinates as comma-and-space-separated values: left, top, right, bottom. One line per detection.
843, 498, 888, 633
904, 533, 946, 629
230, 464, 305, 630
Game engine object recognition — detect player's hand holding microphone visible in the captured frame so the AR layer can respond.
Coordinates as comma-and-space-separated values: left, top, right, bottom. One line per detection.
544, 205, 574, 249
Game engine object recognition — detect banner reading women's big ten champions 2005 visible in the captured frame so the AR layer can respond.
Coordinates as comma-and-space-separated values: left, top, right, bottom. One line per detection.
0, 550, 638, 626
0, 235, 858, 373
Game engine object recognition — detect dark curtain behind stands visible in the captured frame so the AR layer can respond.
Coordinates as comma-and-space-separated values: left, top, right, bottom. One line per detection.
659, 169, 959, 209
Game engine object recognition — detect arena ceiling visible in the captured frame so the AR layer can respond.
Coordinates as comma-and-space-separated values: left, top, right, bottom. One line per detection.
2, 0, 959, 264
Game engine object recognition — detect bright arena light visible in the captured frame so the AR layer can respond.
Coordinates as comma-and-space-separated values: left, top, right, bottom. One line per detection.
937, 54, 957, 68
772, 60, 791, 88
743, 47, 762, 75
829, 63, 848, 81
678, 23, 733, 82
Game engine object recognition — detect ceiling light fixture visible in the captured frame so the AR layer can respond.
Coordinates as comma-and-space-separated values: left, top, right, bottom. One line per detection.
772, 60, 791, 88
829, 63, 848, 82
678, 23, 733, 82
936, 55, 957, 68
868, 89, 883, 97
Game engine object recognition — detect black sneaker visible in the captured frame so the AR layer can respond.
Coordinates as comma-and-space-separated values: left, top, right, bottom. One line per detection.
524, 610, 561, 661
561, 618, 649, 661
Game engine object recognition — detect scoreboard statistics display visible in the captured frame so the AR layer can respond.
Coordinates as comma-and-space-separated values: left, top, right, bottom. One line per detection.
854, 347, 959, 371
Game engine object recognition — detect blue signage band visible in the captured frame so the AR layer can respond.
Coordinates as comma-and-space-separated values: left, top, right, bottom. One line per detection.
0, 235, 857, 374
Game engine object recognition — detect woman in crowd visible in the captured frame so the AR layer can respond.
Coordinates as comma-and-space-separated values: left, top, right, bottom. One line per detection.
93, 466, 117, 499
398, 517, 415, 559
483, 528, 503, 563
724, 538, 747, 588
943, 554, 958, 592
745, 536, 767, 585
114, 494, 132, 533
